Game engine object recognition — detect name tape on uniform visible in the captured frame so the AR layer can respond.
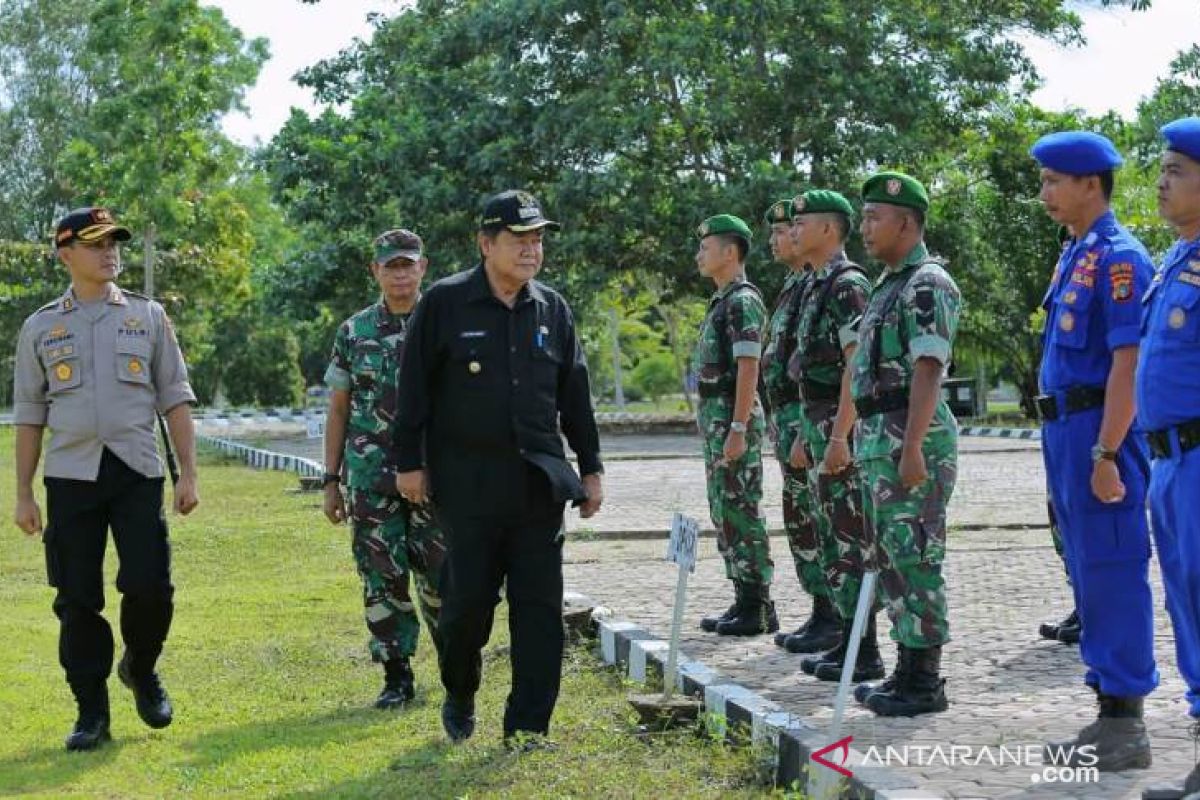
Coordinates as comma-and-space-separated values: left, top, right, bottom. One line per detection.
666, 512, 699, 573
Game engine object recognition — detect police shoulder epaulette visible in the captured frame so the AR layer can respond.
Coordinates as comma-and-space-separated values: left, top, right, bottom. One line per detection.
34, 299, 59, 314
122, 289, 151, 301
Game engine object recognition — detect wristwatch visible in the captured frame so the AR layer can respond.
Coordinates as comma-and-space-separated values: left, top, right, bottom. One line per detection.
321, 472, 342, 487
1090, 444, 1117, 464
729, 420, 748, 434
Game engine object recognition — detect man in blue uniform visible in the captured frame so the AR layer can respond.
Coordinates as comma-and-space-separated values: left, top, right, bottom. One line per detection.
1138, 117, 1200, 800
1031, 131, 1157, 772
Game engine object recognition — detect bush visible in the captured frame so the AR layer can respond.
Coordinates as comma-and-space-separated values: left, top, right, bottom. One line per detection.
629, 352, 678, 403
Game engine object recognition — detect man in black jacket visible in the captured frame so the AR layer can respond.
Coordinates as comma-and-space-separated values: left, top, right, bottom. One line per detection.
394, 189, 603, 746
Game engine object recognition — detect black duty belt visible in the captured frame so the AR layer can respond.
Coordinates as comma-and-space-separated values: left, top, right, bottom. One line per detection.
1147, 418, 1200, 459
1034, 385, 1105, 422
854, 389, 909, 419
800, 380, 841, 403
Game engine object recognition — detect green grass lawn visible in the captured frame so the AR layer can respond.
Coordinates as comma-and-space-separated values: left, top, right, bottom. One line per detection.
0, 427, 776, 799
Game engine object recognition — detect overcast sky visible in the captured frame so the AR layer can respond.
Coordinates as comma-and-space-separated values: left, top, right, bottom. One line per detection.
205, 0, 1199, 147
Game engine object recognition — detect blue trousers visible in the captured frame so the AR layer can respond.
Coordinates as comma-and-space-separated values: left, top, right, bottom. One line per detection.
1042, 408, 1158, 698
1149, 436, 1200, 718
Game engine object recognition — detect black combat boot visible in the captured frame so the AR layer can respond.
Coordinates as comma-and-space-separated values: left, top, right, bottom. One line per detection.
375, 657, 416, 709
800, 636, 845, 676
774, 616, 810, 648
1047, 694, 1151, 772
1039, 609, 1081, 644
716, 585, 779, 636
117, 652, 172, 729
65, 679, 111, 752
441, 694, 476, 743
855, 644, 905, 704
865, 645, 948, 717
783, 595, 841, 653
701, 582, 743, 633
815, 615, 885, 683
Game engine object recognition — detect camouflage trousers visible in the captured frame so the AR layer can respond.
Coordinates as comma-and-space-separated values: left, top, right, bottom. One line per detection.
771, 401, 832, 599
799, 400, 869, 621
860, 445, 957, 648
349, 488, 447, 662
699, 400, 773, 587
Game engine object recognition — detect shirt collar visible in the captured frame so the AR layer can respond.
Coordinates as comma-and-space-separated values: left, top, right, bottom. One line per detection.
58, 284, 126, 312
814, 250, 849, 278
467, 262, 547, 306
1075, 209, 1118, 249
373, 296, 418, 327
888, 241, 928, 272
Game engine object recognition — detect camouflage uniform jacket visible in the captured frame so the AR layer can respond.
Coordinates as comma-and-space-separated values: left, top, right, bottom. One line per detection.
760, 269, 810, 420
691, 279, 768, 412
849, 243, 961, 460
789, 253, 871, 394
324, 298, 414, 493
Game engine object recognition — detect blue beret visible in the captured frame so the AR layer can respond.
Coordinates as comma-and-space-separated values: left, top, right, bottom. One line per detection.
1030, 131, 1123, 175
1162, 117, 1200, 163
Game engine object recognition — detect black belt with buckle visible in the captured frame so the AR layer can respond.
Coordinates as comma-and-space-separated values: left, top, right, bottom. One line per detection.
1034, 385, 1106, 422
854, 389, 909, 419
1147, 418, 1200, 459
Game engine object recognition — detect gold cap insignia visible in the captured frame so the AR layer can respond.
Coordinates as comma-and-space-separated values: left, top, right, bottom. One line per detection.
92, 208, 113, 224
886, 178, 902, 196
1169, 307, 1187, 329
698, 222, 710, 237
55, 363, 72, 381
794, 196, 806, 212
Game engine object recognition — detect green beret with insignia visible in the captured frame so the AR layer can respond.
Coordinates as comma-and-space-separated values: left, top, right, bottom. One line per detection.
697, 214, 752, 244
861, 171, 929, 212
792, 189, 854, 219
763, 199, 794, 224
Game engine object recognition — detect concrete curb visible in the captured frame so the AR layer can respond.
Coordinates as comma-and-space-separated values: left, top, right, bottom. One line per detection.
959, 425, 1040, 440
197, 433, 322, 478
585, 596, 919, 798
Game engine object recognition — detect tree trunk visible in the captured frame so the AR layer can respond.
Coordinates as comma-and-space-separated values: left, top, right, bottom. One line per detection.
142, 221, 156, 297
609, 305, 625, 410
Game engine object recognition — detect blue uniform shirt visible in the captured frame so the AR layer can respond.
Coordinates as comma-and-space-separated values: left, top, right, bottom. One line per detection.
1039, 210, 1153, 393
1136, 236, 1200, 431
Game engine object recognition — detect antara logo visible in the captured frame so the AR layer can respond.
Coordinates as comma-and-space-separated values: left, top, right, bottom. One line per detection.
811, 735, 854, 777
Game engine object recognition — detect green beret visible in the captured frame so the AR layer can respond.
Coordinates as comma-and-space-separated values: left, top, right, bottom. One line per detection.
697, 214, 752, 244
861, 171, 929, 212
763, 199, 794, 224
792, 189, 854, 219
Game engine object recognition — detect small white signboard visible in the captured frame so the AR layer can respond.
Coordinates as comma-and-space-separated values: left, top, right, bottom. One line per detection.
665, 512, 699, 573
306, 415, 325, 440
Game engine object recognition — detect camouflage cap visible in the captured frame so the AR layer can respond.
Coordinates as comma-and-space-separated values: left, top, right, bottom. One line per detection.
792, 189, 854, 219
763, 199, 795, 224
372, 229, 423, 265
861, 171, 929, 212
697, 214, 752, 244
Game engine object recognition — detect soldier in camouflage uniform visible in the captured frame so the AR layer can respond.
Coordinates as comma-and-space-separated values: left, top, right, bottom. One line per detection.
322, 229, 446, 709
756, 198, 839, 651
780, 189, 884, 682
849, 173, 961, 717
691, 214, 777, 636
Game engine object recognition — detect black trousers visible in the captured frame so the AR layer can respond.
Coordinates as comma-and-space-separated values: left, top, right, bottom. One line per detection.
435, 460, 565, 736
43, 449, 174, 691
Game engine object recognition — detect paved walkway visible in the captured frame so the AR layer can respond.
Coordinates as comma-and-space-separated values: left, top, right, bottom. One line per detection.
560, 441, 1195, 799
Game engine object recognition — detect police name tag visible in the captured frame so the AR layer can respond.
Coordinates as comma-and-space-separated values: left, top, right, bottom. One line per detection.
666, 512, 699, 573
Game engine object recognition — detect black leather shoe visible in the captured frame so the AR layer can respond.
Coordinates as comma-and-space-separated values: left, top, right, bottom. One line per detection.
65, 714, 111, 752
442, 696, 476, 743
375, 658, 416, 709
118, 654, 173, 729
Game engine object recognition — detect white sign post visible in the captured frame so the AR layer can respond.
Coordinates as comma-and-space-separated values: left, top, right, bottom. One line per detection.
306, 414, 325, 440
810, 569, 879, 800
662, 512, 699, 701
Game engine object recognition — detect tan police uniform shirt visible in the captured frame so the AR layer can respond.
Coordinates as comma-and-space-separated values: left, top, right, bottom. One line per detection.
12, 284, 196, 480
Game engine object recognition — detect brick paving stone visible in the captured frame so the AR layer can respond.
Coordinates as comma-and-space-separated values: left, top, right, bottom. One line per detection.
562, 438, 1197, 799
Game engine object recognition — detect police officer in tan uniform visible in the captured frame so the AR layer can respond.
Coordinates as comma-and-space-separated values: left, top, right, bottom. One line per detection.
12, 207, 199, 751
